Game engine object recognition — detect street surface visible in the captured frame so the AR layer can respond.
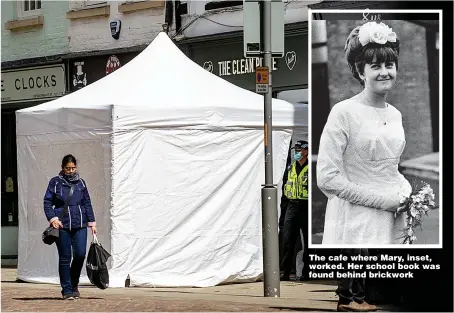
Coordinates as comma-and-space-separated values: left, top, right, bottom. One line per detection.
1, 268, 400, 312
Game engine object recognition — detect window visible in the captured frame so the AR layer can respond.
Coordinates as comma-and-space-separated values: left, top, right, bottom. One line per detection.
18, 0, 42, 18
84, 0, 107, 7
70, 0, 107, 9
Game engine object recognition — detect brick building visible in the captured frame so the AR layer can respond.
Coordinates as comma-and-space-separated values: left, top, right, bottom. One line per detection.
175, 0, 318, 144
65, 1, 165, 92
1, 0, 70, 265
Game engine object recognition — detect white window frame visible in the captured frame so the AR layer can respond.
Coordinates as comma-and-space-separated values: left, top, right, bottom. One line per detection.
17, 0, 42, 18
120, 0, 147, 3
84, 0, 108, 7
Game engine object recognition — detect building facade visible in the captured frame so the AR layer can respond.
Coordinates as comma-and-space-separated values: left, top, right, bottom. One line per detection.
1, 0, 70, 265
65, 0, 166, 92
1, 0, 167, 265
175, 0, 320, 144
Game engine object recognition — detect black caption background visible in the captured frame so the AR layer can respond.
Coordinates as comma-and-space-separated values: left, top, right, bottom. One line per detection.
307, 1, 453, 312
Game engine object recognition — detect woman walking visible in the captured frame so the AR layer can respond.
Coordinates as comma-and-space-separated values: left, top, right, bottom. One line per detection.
44, 154, 97, 300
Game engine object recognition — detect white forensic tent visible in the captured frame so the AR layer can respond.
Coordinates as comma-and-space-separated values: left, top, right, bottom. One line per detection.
16, 32, 304, 288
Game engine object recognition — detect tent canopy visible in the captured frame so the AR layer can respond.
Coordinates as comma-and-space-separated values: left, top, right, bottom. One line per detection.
17, 33, 298, 135
16, 33, 304, 288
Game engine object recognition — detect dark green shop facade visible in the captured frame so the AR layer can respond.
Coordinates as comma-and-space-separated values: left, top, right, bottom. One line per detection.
177, 22, 308, 107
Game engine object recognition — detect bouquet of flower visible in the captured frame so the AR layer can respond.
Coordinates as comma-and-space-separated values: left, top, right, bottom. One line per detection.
395, 181, 436, 244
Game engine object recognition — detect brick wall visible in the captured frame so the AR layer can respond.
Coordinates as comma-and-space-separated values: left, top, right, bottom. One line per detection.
325, 20, 433, 162
68, 3, 165, 53
1, 1, 69, 62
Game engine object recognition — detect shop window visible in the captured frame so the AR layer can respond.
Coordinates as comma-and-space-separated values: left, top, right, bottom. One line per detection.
17, 0, 42, 18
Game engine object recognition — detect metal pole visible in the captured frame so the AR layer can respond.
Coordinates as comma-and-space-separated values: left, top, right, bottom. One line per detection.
260, 0, 280, 298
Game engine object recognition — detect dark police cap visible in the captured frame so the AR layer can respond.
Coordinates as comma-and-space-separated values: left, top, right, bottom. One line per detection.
291, 140, 308, 149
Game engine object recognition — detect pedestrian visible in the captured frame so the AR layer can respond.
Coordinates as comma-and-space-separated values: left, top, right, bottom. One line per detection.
317, 21, 411, 246
43, 154, 97, 300
280, 140, 309, 281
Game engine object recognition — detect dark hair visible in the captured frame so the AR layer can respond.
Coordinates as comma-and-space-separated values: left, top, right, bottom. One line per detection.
344, 23, 400, 86
61, 154, 77, 168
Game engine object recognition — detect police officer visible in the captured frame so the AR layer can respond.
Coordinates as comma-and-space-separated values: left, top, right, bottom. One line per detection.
278, 141, 293, 264
280, 140, 309, 281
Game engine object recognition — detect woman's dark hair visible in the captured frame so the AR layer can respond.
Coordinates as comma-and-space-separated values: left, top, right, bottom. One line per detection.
344, 23, 400, 86
62, 154, 77, 168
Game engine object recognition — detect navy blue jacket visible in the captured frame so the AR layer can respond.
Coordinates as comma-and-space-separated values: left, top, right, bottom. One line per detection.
43, 175, 96, 230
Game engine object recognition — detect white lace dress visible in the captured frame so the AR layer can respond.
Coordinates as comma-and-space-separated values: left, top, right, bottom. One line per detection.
316, 98, 412, 245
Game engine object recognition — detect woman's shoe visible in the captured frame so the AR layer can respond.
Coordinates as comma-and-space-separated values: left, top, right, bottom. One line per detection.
62, 294, 75, 300
72, 289, 80, 299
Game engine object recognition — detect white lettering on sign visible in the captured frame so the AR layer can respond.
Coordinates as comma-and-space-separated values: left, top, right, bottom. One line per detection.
202, 51, 298, 77
216, 57, 278, 77
1, 65, 66, 104
13, 76, 57, 90
362, 9, 381, 21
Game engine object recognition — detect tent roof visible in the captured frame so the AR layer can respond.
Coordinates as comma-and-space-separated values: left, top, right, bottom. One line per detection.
18, 33, 294, 118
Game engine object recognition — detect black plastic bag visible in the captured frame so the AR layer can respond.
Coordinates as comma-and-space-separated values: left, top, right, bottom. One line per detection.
86, 235, 111, 289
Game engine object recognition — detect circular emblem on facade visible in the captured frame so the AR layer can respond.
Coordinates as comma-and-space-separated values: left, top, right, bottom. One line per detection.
106, 55, 121, 75
203, 61, 213, 73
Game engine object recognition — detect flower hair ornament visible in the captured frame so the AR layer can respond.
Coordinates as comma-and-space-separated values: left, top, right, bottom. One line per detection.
358, 22, 397, 46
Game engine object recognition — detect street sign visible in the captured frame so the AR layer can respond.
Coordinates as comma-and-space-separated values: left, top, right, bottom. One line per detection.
243, 0, 284, 58
256, 66, 269, 94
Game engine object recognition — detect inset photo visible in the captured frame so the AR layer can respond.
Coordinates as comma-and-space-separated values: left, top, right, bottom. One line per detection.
308, 10, 442, 248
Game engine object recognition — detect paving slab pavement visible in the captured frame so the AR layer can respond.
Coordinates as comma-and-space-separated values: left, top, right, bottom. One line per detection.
1, 268, 400, 312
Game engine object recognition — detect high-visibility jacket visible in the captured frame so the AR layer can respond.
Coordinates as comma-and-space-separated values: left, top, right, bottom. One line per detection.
284, 162, 308, 200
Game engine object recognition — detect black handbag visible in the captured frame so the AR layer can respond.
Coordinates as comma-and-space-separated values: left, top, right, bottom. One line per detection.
42, 184, 74, 245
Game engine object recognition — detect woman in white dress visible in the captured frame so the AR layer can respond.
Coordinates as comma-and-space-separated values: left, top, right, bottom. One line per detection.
317, 21, 412, 246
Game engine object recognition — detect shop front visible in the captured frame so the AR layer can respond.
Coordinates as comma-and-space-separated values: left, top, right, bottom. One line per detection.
182, 25, 307, 94
1, 64, 66, 265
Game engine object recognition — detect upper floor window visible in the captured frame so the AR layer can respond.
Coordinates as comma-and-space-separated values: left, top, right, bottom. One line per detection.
18, 0, 42, 18
69, 0, 107, 10
84, 0, 107, 7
